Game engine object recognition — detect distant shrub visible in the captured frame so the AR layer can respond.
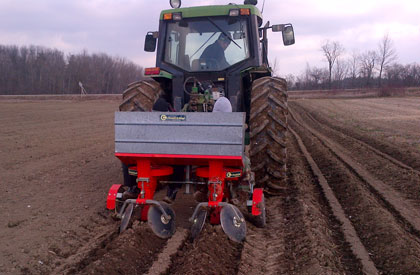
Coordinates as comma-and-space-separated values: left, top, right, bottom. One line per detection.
378, 87, 392, 97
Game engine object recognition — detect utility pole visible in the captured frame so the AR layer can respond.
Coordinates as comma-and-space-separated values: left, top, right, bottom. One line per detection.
79, 81, 87, 99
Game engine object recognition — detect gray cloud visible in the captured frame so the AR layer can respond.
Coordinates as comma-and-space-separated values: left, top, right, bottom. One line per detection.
0, 0, 418, 76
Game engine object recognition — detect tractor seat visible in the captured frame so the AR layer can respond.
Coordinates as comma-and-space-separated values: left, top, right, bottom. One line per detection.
191, 59, 201, 71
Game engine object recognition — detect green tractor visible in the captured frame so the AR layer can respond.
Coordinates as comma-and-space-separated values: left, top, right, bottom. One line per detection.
120, 0, 295, 195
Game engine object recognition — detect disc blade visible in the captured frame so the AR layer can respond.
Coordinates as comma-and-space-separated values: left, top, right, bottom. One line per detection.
120, 203, 134, 233
148, 202, 176, 239
191, 209, 207, 240
220, 204, 246, 243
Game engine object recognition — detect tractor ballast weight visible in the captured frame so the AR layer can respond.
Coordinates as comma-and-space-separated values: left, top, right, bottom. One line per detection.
110, 1, 294, 241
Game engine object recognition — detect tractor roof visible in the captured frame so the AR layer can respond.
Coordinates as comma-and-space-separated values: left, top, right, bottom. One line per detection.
160, 4, 262, 20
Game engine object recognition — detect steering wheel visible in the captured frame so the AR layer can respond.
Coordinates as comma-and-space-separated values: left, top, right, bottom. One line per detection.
183, 76, 203, 95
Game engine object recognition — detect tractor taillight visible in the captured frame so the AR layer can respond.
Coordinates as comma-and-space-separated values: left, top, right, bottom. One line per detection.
145, 67, 161, 75
229, 9, 239, 16
240, 8, 250, 15
163, 13, 172, 20
173, 12, 182, 21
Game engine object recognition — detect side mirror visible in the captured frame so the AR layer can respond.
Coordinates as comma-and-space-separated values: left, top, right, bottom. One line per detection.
144, 32, 158, 52
282, 24, 295, 46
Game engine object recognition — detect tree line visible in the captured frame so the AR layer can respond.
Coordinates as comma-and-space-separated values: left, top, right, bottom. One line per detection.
0, 45, 144, 95
285, 34, 420, 90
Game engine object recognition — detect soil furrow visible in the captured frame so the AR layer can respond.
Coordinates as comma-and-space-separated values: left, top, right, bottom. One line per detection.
239, 132, 363, 274
56, 190, 197, 274
238, 199, 286, 275
165, 224, 242, 275
146, 229, 188, 275
290, 102, 420, 210
292, 102, 419, 174
290, 100, 420, 170
290, 110, 420, 273
290, 108, 420, 236
68, 222, 168, 274
289, 127, 377, 274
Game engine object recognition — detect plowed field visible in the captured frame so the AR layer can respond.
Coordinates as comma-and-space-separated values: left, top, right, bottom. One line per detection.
1, 96, 420, 274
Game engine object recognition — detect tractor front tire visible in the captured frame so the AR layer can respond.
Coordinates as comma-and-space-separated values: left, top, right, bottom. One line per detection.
119, 79, 163, 111
249, 76, 288, 195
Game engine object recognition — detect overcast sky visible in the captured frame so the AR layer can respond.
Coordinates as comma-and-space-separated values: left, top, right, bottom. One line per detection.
0, 0, 419, 76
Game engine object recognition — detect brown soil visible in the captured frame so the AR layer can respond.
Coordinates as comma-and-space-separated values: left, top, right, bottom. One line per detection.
290, 97, 420, 170
2, 96, 420, 274
0, 100, 121, 274
290, 99, 420, 206
289, 98, 420, 274
74, 224, 167, 275
166, 224, 242, 275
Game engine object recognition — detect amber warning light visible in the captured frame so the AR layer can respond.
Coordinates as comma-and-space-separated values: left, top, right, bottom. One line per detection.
145, 67, 161, 75
163, 13, 173, 20
240, 9, 250, 15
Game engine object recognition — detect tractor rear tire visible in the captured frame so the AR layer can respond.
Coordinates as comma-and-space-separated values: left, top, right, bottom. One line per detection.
249, 76, 288, 195
119, 79, 163, 111
118, 79, 163, 195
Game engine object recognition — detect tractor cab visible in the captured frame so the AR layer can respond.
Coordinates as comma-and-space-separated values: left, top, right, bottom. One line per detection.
144, 1, 295, 112
162, 15, 252, 72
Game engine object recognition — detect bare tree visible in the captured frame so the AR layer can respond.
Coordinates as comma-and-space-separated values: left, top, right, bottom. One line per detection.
0, 44, 144, 95
334, 58, 349, 87
297, 63, 315, 90
348, 51, 360, 85
377, 33, 397, 87
321, 40, 344, 89
297, 63, 329, 90
384, 62, 420, 87
283, 74, 296, 89
270, 57, 279, 76
301, 63, 313, 89
359, 50, 378, 87
310, 67, 328, 86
